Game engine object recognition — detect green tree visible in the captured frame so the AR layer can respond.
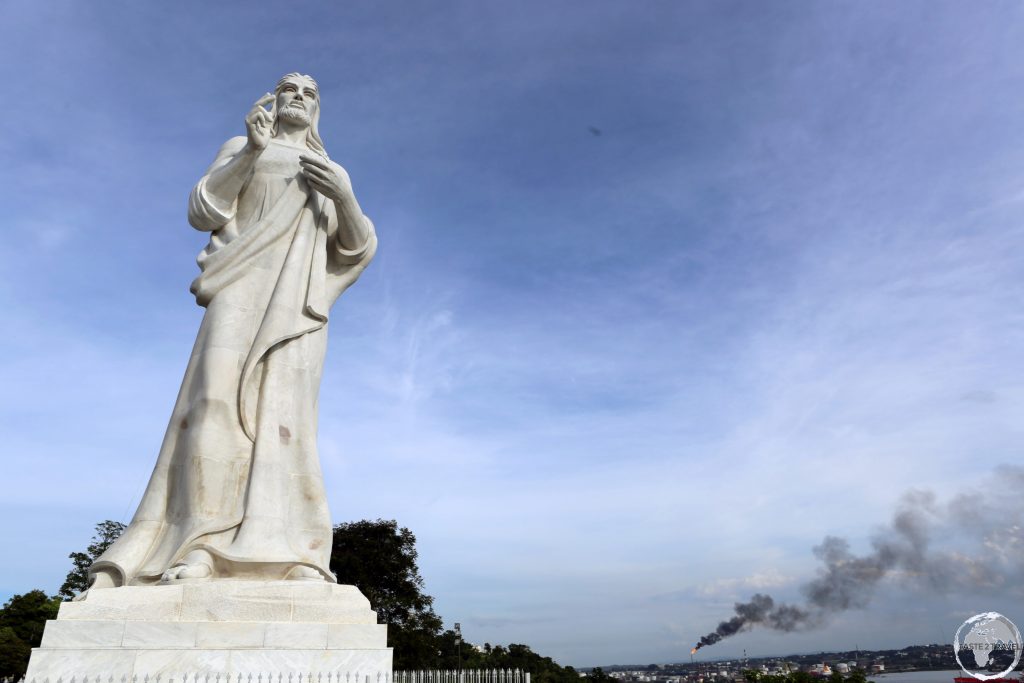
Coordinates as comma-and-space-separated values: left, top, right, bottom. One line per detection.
585, 667, 616, 683
330, 520, 444, 669
330, 520, 582, 679
59, 520, 125, 600
828, 670, 845, 683
437, 641, 579, 683
0, 590, 61, 646
847, 671, 867, 683
0, 626, 31, 682
0, 590, 61, 680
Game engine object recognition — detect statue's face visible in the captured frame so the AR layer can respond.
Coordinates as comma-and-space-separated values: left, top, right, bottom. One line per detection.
276, 76, 318, 126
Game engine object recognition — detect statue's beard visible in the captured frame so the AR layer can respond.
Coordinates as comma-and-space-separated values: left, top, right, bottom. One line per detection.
278, 104, 311, 126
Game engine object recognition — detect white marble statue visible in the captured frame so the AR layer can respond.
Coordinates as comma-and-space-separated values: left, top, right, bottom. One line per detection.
89, 73, 377, 588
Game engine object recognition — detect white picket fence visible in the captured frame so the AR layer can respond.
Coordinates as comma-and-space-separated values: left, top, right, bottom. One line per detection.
17, 669, 530, 683
394, 671, 529, 683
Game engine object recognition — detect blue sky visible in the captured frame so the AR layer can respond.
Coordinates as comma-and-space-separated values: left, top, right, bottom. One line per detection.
2, 0, 1023, 667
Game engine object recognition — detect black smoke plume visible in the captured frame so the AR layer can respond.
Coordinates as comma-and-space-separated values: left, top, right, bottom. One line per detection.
692, 465, 1024, 652
693, 594, 811, 651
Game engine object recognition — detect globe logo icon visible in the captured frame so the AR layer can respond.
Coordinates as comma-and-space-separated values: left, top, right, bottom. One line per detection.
953, 612, 1022, 681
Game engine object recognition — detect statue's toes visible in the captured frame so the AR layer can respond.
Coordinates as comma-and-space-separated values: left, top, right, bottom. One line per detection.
160, 565, 182, 582
286, 565, 323, 582
177, 562, 212, 580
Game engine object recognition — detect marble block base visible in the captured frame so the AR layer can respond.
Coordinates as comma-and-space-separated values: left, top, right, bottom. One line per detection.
25, 582, 392, 681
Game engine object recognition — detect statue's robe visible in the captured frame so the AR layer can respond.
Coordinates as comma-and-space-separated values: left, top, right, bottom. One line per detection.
92, 136, 376, 584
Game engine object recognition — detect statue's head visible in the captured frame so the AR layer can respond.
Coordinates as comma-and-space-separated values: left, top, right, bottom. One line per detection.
271, 72, 327, 157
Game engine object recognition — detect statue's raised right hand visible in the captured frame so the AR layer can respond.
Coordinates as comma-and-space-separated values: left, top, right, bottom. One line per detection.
245, 93, 275, 151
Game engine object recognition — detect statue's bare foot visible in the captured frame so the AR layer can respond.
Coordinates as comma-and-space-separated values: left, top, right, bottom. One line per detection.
287, 565, 324, 582
161, 562, 212, 581
73, 569, 118, 601
160, 550, 213, 582
178, 562, 213, 579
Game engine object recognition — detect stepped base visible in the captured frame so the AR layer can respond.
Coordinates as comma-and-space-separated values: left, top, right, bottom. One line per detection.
25, 582, 392, 681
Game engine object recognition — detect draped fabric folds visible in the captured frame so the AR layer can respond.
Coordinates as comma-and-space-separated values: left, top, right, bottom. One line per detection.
92, 137, 376, 584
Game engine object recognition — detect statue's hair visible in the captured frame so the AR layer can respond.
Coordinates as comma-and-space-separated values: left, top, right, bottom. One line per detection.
270, 72, 328, 158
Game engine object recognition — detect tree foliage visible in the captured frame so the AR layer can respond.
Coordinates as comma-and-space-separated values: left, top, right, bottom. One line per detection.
435, 639, 582, 683
0, 627, 32, 682
581, 667, 616, 683
58, 520, 126, 600
329, 520, 593, 677
330, 519, 444, 669
0, 590, 61, 680
742, 671, 869, 683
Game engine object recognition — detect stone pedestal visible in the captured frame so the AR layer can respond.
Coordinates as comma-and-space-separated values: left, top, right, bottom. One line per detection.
25, 582, 392, 681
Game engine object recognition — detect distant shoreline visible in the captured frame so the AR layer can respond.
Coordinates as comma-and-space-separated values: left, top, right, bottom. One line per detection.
583, 642, 962, 672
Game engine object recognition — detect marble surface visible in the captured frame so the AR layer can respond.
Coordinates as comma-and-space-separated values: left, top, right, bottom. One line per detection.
59, 582, 376, 623
39, 619, 387, 649
26, 582, 391, 680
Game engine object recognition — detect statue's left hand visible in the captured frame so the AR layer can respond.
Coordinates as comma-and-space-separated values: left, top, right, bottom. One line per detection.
299, 154, 352, 204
